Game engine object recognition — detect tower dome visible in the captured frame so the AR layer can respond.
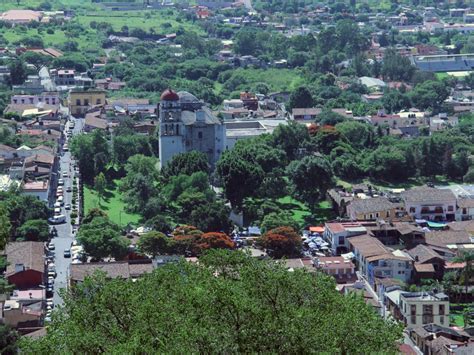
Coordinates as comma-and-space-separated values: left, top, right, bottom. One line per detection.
160, 88, 179, 101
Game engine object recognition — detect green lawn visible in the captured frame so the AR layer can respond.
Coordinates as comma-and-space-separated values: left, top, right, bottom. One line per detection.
450, 314, 464, 327
277, 196, 335, 226
77, 10, 203, 34
234, 68, 304, 93
84, 179, 141, 226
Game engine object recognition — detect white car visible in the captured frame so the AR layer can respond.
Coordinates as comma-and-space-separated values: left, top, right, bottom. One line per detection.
58, 179, 64, 186
48, 242, 55, 251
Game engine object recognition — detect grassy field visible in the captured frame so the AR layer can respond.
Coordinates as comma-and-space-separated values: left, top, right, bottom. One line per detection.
235, 68, 304, 93
84, 179, 141, 226
277, 196, 335, 226
77, 10, 203, 34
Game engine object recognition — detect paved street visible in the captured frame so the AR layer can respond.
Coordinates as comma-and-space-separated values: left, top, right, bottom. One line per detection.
51, 116, 84, 306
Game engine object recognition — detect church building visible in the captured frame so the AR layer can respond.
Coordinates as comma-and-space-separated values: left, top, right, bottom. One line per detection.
158, 89, 226, 169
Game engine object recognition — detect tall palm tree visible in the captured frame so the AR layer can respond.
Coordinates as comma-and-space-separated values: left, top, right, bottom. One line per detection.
454, 251, 474, 298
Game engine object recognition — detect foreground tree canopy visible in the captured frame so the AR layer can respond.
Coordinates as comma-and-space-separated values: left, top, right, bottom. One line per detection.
22, 251, 402, 353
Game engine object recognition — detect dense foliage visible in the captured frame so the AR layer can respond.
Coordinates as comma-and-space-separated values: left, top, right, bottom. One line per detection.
21, 251, 402, 353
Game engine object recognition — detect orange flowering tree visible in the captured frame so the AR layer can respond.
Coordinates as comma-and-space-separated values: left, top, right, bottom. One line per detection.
171, 227, 234, 255
259, 226, 302, 258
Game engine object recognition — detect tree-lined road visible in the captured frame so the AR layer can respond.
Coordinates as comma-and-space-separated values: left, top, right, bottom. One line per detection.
52, 116, 84, 306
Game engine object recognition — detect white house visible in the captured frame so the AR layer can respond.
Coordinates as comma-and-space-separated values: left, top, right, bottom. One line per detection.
401, 187, 457, 221
456, 198, 474, 221
399, 292, 450, 327
323, 222, 367, 255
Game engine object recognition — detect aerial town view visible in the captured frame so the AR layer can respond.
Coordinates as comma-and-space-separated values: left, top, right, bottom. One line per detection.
1, 0, 474, 353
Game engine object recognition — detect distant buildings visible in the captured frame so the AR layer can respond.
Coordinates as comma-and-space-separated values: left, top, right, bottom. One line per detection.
0, 10, 42, 24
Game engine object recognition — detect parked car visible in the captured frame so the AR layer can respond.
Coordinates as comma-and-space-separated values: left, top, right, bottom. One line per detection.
66, 186, 72, 192
62, 172, 68, 178
58, 179, 64, 186
65, 204, 71, 210
46, 286, 54, 298
48, 242, 55, 251
48, 214, 66, 224
64, 249, 71, 258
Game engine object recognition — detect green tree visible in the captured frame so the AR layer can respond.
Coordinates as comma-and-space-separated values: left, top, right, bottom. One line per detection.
162, 151, 209, 179
77, 217, 129, 261
20, 250, 403, 353
453, 251, 474, 298
288, 86, 313, 110
17, 219, 49, 242
382, 90, 411, 113
260, 211, 299, 234
82, 208, 108, 225
409, 80, 449, 111
189, 201, 232, 233
381, 48, 415, 81
287, 156, 334, 210
217, 152, 264, 209
272, 121, 310, 160
137, 231, 172, 257
0, 204, 11, 250
8, 58, 27, 85
94, 172, 107, 205
335, 121, 374, 149
20, 51, 51, 71
0, 325, 18, 355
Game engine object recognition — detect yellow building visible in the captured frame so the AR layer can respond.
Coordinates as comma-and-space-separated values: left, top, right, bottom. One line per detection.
68, 89, 106, 117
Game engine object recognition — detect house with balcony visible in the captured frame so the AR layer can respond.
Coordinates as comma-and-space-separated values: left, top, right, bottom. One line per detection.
401, 187, 457, 221
346, 196, 402, 221
322, 222, 367, 255
366, 251, 413, 285
456, 197, 474, 221
399, 292, 450, 328
347, 234, 413, 285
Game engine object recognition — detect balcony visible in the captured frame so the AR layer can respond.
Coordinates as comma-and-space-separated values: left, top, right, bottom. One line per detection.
420, 207, 444, 214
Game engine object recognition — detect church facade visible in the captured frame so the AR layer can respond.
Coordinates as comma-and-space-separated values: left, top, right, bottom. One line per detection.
158, 89, 226, 169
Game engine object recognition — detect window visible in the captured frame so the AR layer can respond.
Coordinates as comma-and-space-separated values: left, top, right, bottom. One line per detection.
29, 98, 33, 104
96, 99, 101, 105
76, 99, 81, 105
448, 206, 454, 212
411, 305, 416, 315
45, 98, 49, 104
410, 315, 416, 324
84, 99, 89, 106
410, 207, 415, 213
375, 213, 379, 218
439, 304, 445, 315
198, 131, 203, 139
463, 208, 467, 215
386, 211, 390, 217
21, 99, 25, 104
51, 99, 55, 104
423, 305, 433, 315
440, 316, 444, 325
338, 236, 345, 245
13, 99, 17, 104
369, 214, 373, 219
